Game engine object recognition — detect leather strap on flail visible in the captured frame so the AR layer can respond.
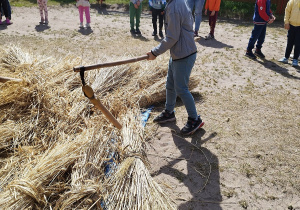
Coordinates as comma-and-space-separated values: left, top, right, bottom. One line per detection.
80, 67, 86, 86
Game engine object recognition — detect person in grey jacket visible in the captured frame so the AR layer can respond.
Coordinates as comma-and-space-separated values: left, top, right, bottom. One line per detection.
147, 0, 204, 135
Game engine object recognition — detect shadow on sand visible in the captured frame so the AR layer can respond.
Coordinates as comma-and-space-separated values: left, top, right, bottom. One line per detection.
78, 27, 94, 35
151, 121, 221, 210
255, 58, 300, 80
196, 36, 233, 49
35, 24, 51, 32
149, 93, 221, 209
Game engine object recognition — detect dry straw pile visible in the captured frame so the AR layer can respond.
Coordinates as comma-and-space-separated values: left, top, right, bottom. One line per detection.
0, 45, 198, 209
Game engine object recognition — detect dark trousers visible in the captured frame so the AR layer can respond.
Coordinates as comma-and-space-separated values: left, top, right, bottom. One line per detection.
152, 8, 164, 32
208, 11, 218, 36
0, 0, 11, 20
285, 24, 300, 59
247, 24, 267, 51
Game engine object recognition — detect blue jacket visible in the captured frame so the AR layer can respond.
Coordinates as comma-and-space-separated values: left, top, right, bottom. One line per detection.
253, 0, 273, 25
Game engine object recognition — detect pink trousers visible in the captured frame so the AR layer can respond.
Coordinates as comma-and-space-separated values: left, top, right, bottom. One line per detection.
78, 6, 90, 23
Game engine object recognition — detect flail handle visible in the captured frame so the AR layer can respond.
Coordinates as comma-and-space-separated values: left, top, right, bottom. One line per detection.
82, 85, 122, 130
73, 55, 149, 72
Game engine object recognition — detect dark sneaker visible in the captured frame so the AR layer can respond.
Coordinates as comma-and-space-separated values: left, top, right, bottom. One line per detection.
254, 49, 265, 58
40, 18, 45, 24
205, 33, 214, 40
136, 28, 141, 35
292, 59, 299, 67
159, 30, 163, 37
5, 19, 12, 25
152, 31, 157, 36
194, 30, 199, 37
245, 50, 257, 59
130, 29, 135, 34
153, 110, 176, 123
180, 115, 204, 135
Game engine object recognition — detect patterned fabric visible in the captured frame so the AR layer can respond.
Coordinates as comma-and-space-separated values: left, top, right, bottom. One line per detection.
37, 0, 48, 20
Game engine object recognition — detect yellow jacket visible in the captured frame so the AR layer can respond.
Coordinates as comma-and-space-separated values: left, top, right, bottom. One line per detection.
284, 0, 300, 26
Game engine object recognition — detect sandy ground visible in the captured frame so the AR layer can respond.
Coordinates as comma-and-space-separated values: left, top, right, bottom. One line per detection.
1, 4, 300, 210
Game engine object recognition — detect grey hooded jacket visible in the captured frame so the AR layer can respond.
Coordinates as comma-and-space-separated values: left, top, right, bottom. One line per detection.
151, 0, 197, 60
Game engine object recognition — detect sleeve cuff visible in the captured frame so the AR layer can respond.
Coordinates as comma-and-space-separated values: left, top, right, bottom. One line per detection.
151, 50, 157, 57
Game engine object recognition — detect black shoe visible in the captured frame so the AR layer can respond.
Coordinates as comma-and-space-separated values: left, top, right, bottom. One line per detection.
254, 49, 265, 59
153, 110, 176, 123
205, 33, 214, 40
159, 30, 163, 37
152, 31, 157, 36
136, 28, 141, 35
130, 29, 135, 34
194, 30, 199, 37
245, 50, 257, 59
180, 115, 204, 135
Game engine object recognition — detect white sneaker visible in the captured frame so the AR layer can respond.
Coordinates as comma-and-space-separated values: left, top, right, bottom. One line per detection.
79, 22, 84, 28
85, 23, 91, 28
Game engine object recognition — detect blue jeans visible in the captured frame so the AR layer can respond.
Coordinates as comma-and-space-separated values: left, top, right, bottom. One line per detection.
247, 24, 267, 51
165, 53, 198, 120
187, 0, 205, 32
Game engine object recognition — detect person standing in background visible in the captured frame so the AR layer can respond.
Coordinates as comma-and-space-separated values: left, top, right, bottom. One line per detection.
245, 0, 275, 59
0, 0, 12, 25
278, 0, 300, 67
149, 0, 166, 37
130, 0, 143, 35
187, 0, 205, 37
37, 0, 49, 24
76, 0, 91, 28
204, 0, 221, 40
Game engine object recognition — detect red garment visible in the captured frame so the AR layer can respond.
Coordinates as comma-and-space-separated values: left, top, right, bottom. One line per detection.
205, 0, 221, 12
257, 0, 271, 21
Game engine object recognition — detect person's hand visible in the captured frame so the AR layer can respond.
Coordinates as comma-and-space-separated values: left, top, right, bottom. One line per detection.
210, 10, 215, 16
147, 51, 156, 60
284, 23, 290, 30
268, 18, 274, 24
161, 11, 164, 15
134, 4, 138, 9
268, 15, 275, 24
205, 9, 207, 15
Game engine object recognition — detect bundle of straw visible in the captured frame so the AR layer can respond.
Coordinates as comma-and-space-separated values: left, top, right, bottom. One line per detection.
0, 134, 90, 209
103, 109, 176, 210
